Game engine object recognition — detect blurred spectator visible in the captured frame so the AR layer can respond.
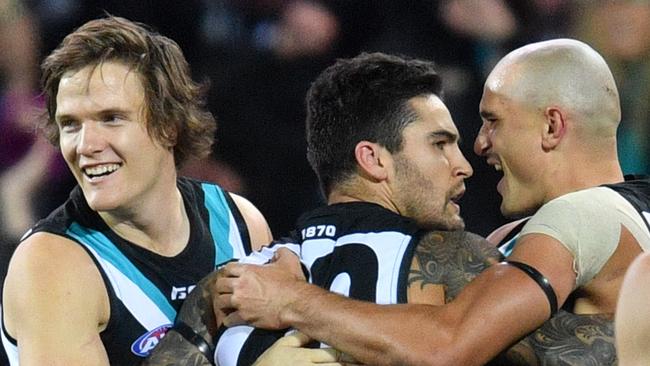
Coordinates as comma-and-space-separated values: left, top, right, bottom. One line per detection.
8, 0, 622, 243
573, 0, 650, 175
0, 0, 68, 250
200, 0, 339, 236
0, 1, 59, 365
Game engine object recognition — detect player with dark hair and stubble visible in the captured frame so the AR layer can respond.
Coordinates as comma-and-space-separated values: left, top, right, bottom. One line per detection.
146, 49, 630, 366
218, 40, 650, 365
146, 52, 501, 365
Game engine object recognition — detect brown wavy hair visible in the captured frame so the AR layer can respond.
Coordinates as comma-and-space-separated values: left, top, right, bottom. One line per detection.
40, 15, 216, 167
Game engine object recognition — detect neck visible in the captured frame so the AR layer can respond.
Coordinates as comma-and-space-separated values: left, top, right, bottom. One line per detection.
99, 174, 190, 257
545, 149, 624, 202
328, 183, 399, 214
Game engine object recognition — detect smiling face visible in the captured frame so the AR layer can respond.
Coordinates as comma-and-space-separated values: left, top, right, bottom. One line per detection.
56, 61, 176, 214
475, 79, 547, 218
390, 95, 473, 230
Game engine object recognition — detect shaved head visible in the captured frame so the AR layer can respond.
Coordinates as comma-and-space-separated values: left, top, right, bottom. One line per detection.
485, 39, 621, 137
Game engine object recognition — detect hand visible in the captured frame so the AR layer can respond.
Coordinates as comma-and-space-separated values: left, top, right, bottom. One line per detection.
215, 248, 307, 329
253, 331, 360, 366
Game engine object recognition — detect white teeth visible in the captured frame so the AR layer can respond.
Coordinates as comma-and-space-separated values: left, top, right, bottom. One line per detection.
494, 164, 502, 172
84, 163, 120, 177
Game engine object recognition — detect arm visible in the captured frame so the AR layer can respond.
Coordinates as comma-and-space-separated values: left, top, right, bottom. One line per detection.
147, 250, 347, 366
497, 310, 615, 366
408, 231, 616, 366
408, 230, 503, 303
615, 252, 650, 366
230, 193, 273, 251
219, 232, 577, 366
3, 233, 110, 365
144, 271, 220, 365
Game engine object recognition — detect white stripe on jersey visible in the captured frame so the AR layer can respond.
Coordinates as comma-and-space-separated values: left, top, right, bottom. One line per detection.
83, 245, 173, 330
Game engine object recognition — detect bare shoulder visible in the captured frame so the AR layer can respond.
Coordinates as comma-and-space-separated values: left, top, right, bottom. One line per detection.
230, 193, 272, 250
4, 232, 106, 315
409, 230, 503, 303
5, 232, 102, 291
3, 232, 108, 355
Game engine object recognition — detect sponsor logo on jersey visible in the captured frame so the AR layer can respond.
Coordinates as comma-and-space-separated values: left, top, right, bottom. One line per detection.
171, 285, 196, 300
131, 324, 172, 357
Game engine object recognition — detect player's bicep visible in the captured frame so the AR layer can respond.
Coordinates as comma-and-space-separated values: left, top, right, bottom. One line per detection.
508, 233, 577, 310
436, 262, 557, 364
408, 230, 502, 303
4, 233, 109, 365
230, 193, 273, 251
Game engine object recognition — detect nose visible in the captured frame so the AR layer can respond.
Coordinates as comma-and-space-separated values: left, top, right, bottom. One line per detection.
453, 147, 473, 179
76, 122, 105, 156
473, 122, 491, 157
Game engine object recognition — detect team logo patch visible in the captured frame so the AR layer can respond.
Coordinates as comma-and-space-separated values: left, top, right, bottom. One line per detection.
131, 324, 172, 357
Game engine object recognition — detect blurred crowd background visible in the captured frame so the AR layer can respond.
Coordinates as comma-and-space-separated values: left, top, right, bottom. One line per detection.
1, 0, 649, 251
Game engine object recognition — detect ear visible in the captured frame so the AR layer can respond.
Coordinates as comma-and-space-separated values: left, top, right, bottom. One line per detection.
354, 141, 389, 181
541, 107, 566, 151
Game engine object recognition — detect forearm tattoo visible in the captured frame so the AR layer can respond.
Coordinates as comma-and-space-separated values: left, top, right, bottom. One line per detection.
408, 230, 503, 302
143, 271, 221, 366
497, 310, 616, 366
408, 231, 616, 366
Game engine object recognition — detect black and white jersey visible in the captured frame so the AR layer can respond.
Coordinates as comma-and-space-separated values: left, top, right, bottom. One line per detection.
215, 202, 421, 366
603, 176, 650, 231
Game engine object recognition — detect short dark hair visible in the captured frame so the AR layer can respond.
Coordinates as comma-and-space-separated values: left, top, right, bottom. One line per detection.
41, 15, 216, 167
306, 52, 442, 195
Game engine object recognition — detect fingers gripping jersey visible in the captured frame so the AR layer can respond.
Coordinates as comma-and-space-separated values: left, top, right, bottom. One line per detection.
1, 177, 252, 366
215, 202, 420, 366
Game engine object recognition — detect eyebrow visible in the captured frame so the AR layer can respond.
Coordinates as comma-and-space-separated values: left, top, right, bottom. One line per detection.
429, 130, 460, 143
479, 110, 497, 120
55, 108, 130, 122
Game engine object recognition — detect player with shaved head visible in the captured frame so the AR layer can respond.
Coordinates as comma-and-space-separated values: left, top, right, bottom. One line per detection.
217, 39, 650, 365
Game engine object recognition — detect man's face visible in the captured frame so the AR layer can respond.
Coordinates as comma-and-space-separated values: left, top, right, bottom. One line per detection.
56, 61, 175, 213
475, 82, 546, 218
390, 95, 472, 230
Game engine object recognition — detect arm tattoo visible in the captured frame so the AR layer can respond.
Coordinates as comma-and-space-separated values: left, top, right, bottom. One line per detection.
407, 231, 616, 366
143, 270, 221, 365
494, 310, 616, 366
408, 230, 503, 302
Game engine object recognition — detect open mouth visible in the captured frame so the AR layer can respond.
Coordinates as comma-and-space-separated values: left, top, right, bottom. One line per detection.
450, 189, 465, 205
83, 163, 122, 179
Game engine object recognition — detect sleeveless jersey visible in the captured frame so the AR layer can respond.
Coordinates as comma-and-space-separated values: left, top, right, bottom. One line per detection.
602, 176, 650, 232
214, 202, 420, 366
1, 177, 252, 365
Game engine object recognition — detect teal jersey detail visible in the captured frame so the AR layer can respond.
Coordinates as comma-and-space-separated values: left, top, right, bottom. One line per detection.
201, 183, 234, 266
66, 222, 177, 322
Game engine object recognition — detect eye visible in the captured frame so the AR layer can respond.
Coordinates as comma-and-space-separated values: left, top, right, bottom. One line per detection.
434, 141, 446, 150
57, 119, 79, 132
103, 114, 124, 123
